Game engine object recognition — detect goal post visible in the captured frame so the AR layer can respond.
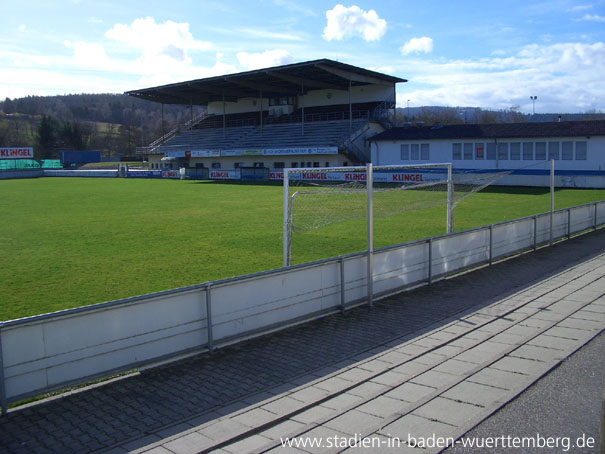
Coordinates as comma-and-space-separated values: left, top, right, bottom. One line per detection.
283, 162, 454, 268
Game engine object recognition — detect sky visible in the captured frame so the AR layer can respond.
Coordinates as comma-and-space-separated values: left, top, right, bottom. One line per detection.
1, 0, 604, 113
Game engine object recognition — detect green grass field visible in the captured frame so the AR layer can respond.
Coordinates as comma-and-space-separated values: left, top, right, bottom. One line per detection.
1, 177, 603, 321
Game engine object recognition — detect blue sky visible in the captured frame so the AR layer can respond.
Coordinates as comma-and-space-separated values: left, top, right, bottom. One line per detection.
1, 0, 604, 113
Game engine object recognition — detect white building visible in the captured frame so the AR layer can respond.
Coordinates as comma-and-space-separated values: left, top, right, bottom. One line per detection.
370, 121, 605, 188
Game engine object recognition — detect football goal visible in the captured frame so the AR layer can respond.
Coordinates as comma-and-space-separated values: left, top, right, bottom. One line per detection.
283, 163, 514, 267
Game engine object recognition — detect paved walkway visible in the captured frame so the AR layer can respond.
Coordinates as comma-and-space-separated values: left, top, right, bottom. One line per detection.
0, 230, 604, 454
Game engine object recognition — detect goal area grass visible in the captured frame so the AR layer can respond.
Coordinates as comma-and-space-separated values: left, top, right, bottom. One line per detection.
1, 177, 603, 321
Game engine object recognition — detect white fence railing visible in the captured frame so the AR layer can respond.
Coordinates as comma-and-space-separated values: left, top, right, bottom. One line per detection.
1, 201, 604, 413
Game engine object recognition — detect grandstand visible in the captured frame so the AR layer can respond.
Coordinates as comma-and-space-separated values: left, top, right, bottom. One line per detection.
127, 59, 406, 176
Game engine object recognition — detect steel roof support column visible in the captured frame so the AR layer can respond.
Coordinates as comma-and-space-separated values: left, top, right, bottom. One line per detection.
349, 78, 352, 132
301, 84, 305, 136
222, 93, 226, 138
260, 91, 263, 134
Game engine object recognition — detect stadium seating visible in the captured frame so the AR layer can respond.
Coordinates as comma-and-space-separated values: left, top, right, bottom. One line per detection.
156, 119, 368, 153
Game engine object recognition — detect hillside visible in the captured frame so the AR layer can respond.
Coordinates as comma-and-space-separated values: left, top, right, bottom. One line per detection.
0, 94, 199, 157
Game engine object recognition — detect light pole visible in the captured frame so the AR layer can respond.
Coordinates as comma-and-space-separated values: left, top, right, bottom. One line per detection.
530, 96, 537, 115
407, 99, 410, 120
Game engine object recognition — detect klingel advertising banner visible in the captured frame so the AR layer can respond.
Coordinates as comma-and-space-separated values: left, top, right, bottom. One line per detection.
0, 147, 34, 159
269, 170, 445, 183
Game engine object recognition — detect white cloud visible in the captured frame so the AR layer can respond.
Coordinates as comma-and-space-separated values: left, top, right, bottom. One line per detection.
580, 14, 605, 22
400, 37, 433, 55
105, 17, 212, 63
323, 5, 386, 42
18, 25, 26, 31
64, 40, 113, 70
397, 42, 605, 113
236, 50, 293, 70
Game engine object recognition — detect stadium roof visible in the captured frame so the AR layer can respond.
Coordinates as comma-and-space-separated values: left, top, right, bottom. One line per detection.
126, 59, 406, 105
371, 120, 605, 141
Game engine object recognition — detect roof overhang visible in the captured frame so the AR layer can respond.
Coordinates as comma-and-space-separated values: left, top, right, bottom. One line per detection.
126, 59, 407, 106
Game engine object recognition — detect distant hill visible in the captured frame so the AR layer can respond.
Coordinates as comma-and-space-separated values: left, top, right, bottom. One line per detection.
394, 106, 604, 126
0, 94, 200, 157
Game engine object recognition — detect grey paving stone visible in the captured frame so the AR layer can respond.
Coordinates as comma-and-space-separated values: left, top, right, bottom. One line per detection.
314, 377, 354, 393
346, 381, 390, 398
410, 370, 460, 389
223, 434, 273, 453
490, 356, 553, 376
467, 367, 532, 391
295, 425, 353, 454
385, 382, 436, 403
413, 397, 485, 427
441, 381, 510, 407
509, 344, 566, 362
379, 413, 458, 442
357, 395, 409, 418
289, 386, 331, 403
528, 333, 582, 351
432, 358, 477, 376
391, 360, 429, 377
560, 316, 604, 331
320, 393, 365, 411
324, 409, 384, 436
335, 367, 376, 383
342, 434, 425, 453
412, 352, 447, 366
198, 419, 250, 442
259, 419, 307, 441
378, 350, 413, 365
370, 370, 409, 387
291, 405, 335, 424
262, 396, 308, 416
232, 407, 278, 427
162, 432, 215, 454
355, 358, 392, 373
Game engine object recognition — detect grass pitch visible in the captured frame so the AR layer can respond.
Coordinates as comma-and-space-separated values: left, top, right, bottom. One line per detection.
1, 177, 603, 321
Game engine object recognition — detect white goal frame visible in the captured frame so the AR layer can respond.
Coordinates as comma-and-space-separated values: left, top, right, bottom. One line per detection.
283, 162, 453, 306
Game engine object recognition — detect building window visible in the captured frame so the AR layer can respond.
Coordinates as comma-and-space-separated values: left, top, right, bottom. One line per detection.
486, 143, 497, 160
452, 143, 462, 160
411, 144, 420, 160
291, 162, 298, 168
561, 142, 573, 160
325, 162, 330, 167
400, 144, 410, 160
498, 143, 508, 160
535, 142, 547, 160
510, 142, 521, 160
463, 143, 473, 160
212, 162, 221, 169
576, 141, 587, 160
420, 144, 430, 160
475, 143, 484, 160
548, 142, 560, 160
313, 162, 319, 167
523, 142, 533, 160
273, 162, 285, 168
234, 162, 244, 168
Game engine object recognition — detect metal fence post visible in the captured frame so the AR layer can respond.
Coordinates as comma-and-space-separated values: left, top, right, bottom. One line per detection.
366, 163, 374, 308
0, 325, 7, 416
489, 224, 494, 265
550, 159, 554, 246
595, 202, 598, 230
567, 208, 571, 239
283, 169, 290, 267
206, 286, 214, 354
428, 238, 433, 285
533, 215, 538, 251
339, 257, 345, 314
447, 164, 454, 233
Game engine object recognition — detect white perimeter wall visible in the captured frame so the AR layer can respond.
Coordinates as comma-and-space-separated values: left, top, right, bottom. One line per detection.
2, 201, 604, 406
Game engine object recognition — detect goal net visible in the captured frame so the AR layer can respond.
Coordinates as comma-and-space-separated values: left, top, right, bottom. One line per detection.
283, 164, 512, 266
